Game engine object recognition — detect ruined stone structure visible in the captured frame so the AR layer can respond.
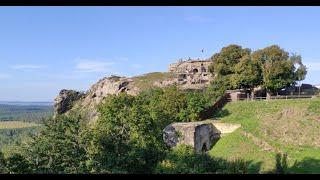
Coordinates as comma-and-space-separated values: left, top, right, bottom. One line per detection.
168, 59, 213, 85
163, 120, 241, 152
163, 121, 221, 153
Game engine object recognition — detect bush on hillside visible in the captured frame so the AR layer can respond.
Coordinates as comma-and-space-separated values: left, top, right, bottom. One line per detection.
6, 115, 88, 174
85, 86, 216, 173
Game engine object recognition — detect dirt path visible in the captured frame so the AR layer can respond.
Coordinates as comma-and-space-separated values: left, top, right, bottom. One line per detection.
242, 131, 283, 154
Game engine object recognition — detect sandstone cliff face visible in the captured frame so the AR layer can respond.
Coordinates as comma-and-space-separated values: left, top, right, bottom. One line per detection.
54, 75, 141, 122
53, 89, 84, 117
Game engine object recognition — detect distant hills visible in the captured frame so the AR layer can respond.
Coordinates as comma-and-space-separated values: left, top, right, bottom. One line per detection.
0, 101, 53, 106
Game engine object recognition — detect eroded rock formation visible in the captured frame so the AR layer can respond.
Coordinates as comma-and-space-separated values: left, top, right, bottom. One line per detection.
53, 89, 84, 117
53, 75, 142, 122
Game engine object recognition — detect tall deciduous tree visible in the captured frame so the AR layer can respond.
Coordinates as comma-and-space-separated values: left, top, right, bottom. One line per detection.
17, 115, 88, 173
251, 45, 307, 97
208, 44, 251, 89
231, 55, 262, 94
209, 44, 307, 98
290, 54, 307, 81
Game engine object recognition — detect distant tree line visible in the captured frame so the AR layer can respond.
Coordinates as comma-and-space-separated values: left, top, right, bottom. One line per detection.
0, 105, 53, 123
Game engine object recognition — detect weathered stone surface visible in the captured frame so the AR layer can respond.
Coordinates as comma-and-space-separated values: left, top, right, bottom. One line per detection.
74, 75, 141, 122
165, 59, 214, 88
211, 122, 241, 135
201, 120, 241, 134
163, 122, 221, 153
53, 89, 84, 117
168, 59, 211, 74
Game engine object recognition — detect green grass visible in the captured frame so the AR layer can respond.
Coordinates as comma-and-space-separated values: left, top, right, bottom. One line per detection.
130, 72, 176, 90
209, 98, 320, 173
209, 129, 275, 173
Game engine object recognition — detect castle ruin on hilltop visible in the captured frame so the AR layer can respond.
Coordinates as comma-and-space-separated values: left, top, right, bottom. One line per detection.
168, 58, 213, 85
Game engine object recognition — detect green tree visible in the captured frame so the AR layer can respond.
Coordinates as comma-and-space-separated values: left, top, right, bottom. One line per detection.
180, 91, 211, 122
230, 55, 262, 97
85, 87, 213, 173
208, 44, 251, 89
290, 54, 307, 81
18, 114, 88, 173
5, 153, 31, 174
85, 92, 168, 173
251, 45, 307, 97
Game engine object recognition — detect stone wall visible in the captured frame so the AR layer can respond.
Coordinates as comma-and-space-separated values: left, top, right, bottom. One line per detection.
163, 121, 241, 152
167, 59, 213, 86
168, 59, 211, 74
163, 121, 221, 153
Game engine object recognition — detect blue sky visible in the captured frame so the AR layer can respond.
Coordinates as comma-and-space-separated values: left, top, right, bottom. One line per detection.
0, 6, 320, 101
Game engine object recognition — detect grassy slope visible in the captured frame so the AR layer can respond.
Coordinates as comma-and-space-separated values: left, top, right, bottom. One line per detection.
209, 98, 320, 173
130, 72, 176, 90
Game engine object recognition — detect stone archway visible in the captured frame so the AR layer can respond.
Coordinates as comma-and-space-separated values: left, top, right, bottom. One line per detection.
193, 68, 199, 74
201, 143, 208, 152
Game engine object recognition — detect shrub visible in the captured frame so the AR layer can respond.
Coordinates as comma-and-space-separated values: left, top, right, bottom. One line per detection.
0, 151, 7, 173
85, 86, 216, 173
13, 114, 88, 174
5, 153, 31, 174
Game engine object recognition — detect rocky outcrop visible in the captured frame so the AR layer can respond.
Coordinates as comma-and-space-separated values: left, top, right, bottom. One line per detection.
82, 75, 139, 105
163, 121, 221, 153
53, 89, 84, 117
53, 75, 142, 122
53, 59, 215, 122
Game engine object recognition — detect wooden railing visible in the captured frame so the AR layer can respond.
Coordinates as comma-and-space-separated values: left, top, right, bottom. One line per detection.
227, 95, 315, 102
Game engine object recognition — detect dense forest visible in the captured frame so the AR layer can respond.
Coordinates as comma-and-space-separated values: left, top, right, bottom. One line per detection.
0, 104, 52, 156
0, 104, 53, 123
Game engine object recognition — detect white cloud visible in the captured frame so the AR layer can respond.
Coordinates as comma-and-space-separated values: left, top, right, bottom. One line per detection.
304, 62, 320, 71
0, 73, 11, 79
11, 64, 46, 70
74, 60, 115, 73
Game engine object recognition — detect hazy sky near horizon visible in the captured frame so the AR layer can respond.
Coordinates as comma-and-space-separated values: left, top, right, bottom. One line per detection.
1, 6, 320, 101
